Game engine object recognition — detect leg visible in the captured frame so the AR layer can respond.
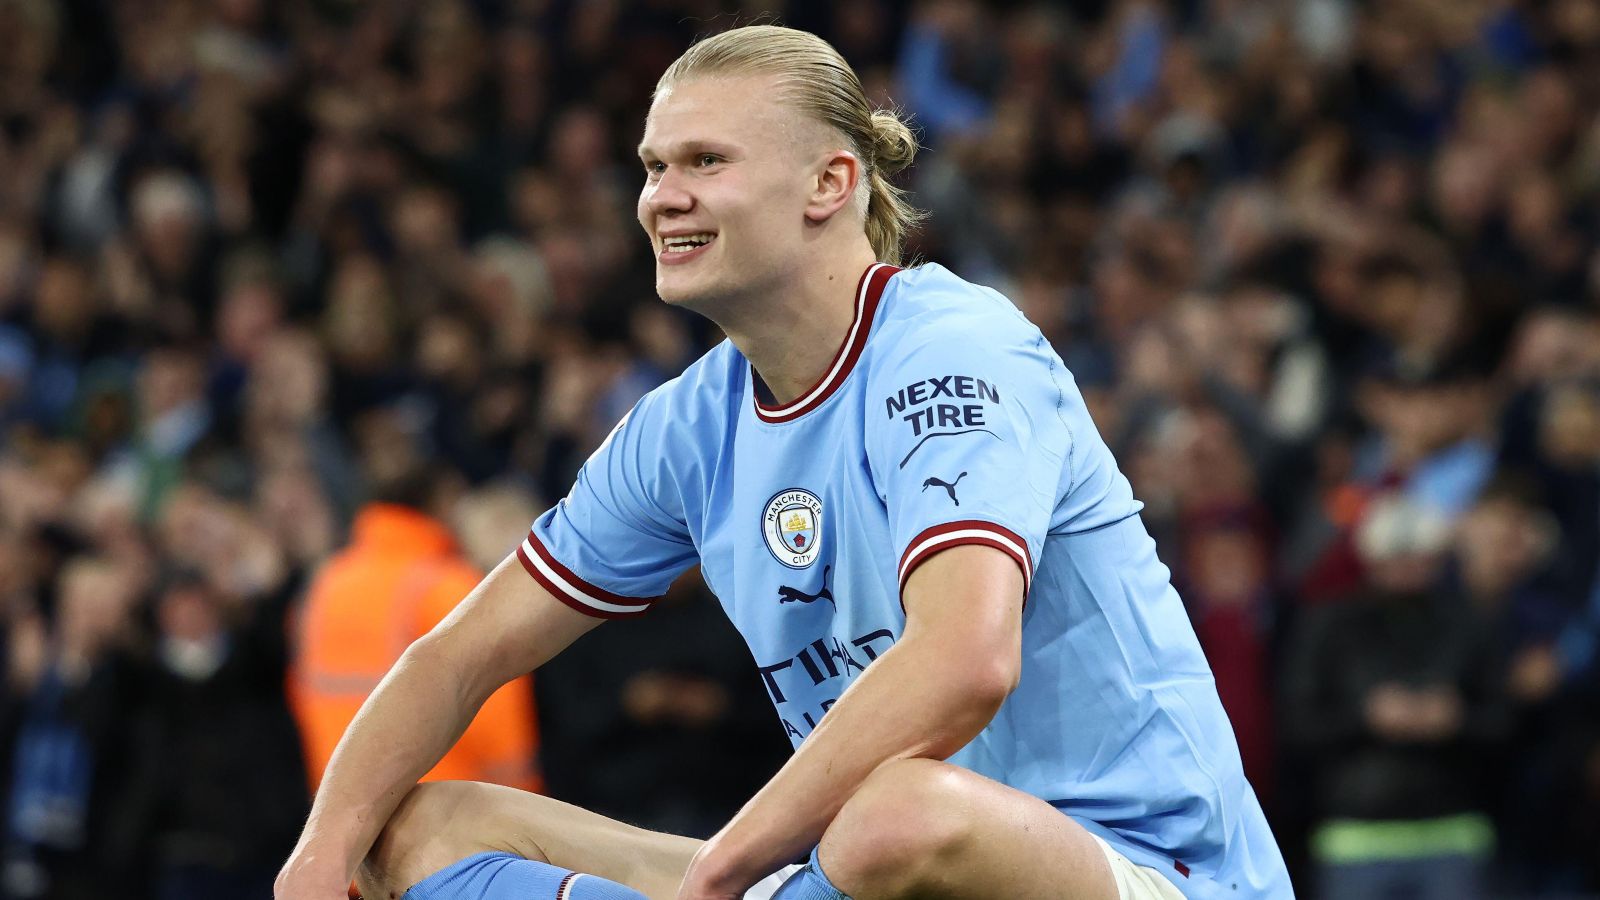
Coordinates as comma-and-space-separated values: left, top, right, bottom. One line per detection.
357, 781, 703, 900
814, 758, 1120, 900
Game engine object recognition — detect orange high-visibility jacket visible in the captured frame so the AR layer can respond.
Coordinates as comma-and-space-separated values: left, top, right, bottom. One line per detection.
290, 503, 541, 791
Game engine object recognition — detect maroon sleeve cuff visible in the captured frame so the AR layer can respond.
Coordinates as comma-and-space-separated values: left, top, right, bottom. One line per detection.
516, 530, 659, 619
897, 520, 1034, 608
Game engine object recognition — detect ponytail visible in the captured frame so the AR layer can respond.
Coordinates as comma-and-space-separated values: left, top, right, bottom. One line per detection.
863, 110, 924, 266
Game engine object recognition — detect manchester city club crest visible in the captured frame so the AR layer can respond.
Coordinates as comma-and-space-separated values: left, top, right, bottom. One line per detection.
763, 488, 824, 568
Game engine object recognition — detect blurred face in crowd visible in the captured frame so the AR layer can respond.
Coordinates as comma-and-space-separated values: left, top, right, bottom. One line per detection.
217, 279, 282, 365
1509, 310, 1600, 385
132, 172, 204, 279
1431, 142, 1498, 233
391, 187, 460, 257
1187, 528, 1267, 608
452, 485, 539, 572
1540, 384, 1600, 467
35, 259, 94, 341
1363, 377, 1485, 461
57, 558, 136, 661
249, 329, 328, 427
138, 347, 204, 419
255, 465, 336, 565
417, 313, 482, 387
156, 576, 230, 680
1456, 496, 1555, 601
637, 75, 852, 315
157, 578, 222, 643
324, 256, 397, 370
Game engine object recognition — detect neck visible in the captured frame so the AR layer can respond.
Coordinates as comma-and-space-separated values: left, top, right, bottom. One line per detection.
717, 241, 878, 405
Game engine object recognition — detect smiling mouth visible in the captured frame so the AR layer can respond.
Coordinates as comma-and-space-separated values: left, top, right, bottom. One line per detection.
661, 232, 716, 254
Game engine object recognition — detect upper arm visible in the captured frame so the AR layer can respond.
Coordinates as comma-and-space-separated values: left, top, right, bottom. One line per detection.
901, 544, 1025, 698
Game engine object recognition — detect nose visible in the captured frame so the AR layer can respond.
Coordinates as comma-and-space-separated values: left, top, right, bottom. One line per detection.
643, 166, 695, 220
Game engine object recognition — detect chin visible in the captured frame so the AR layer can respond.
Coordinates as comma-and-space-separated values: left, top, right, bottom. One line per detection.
655, 276, 700, 308
656, 269, 727, 313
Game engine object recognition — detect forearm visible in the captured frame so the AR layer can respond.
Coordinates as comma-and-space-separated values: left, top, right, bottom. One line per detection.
279, 556, 601, 898
701, 633, 1009, 887
289, 638, 486, 885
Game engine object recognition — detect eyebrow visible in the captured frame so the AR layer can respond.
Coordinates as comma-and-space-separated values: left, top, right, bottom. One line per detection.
636, 139, 740, 160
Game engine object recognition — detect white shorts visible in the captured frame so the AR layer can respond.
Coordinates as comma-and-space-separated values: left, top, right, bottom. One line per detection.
744, 838, 1185, 900
1090, 834, 1187, 900
743, 863, 804, 900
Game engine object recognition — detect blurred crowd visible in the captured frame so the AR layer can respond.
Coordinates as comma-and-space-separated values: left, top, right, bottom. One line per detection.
1, 0, 1599, 897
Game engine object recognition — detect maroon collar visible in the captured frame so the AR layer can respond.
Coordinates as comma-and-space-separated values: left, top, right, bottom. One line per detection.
752, 262, 900, 423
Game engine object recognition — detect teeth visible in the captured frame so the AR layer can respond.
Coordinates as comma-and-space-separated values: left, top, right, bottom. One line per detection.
663, 233, 715, 249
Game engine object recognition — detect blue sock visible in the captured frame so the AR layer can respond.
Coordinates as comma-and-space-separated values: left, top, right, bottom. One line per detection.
768, 848, 852, 900
401, 852, 649, 900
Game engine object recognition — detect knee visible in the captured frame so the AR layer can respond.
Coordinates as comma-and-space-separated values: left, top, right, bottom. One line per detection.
818, 759, 980, 899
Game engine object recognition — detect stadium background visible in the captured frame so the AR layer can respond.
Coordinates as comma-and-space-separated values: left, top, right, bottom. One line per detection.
1, 0, 1599, 897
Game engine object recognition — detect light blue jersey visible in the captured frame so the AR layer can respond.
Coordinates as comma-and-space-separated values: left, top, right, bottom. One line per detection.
518, 263, 1292, 898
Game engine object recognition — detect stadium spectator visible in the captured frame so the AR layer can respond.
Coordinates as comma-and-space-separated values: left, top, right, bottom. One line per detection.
1283, 496, 1509, 900
115, 568, 308, 900
1, 556, 144, 900
288, 439, 540, 793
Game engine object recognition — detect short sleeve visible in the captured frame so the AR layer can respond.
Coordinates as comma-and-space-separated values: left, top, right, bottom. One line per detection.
519, 389, 698, 618
865, 319, 1071, 603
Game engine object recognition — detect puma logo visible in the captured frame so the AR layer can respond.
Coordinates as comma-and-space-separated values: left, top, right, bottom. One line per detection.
777, 565, 834, 608
921, 472, 968, 505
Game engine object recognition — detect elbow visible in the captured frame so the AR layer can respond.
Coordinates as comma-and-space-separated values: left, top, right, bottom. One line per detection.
927, 652, 1021, 756
949, 635, 1022, 716
971, 650, 1021, 710
394, 634, 479, 707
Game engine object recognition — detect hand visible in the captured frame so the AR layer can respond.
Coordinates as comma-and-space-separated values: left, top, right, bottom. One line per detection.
1364, 683, 1462, 743
275, 849, 353, 900
1409, 686, 1463, 741
1363, 683, 1415, 740
623, 671, 730, 726
675, 841, 756, 900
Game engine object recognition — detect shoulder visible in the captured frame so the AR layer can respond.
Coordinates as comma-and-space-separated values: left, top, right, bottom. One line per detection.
619, 339, 742, 432
877, 264, 1041, 353
869, 264, 1052, 382
883, 263, 1026, 321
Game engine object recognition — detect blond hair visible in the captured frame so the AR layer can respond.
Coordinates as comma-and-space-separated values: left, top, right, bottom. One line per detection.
657, 25, 923, 266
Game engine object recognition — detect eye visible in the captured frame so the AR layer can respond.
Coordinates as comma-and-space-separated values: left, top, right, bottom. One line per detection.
643, 160, 665, 177
697, 154, 720, 168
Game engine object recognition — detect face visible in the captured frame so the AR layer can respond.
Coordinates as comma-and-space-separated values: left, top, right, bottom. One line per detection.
637, 75, 831, 312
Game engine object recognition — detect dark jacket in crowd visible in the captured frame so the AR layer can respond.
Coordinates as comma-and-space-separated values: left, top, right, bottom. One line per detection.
113, 588, 309, 883
1281, 589, 1512, 822
1, 656, 143, 900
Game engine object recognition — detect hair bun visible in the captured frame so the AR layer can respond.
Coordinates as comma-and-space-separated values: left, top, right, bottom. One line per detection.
868, 110, 918, 177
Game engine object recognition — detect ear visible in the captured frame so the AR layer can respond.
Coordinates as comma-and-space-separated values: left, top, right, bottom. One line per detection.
804, 149, 863, 224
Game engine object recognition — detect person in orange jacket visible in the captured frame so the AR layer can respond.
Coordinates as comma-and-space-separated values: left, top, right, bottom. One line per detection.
290, 495, 541, 793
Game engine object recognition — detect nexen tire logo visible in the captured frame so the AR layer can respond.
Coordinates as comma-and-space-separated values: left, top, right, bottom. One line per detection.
763, 489, 823, 568
885, 375, 1003, 468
